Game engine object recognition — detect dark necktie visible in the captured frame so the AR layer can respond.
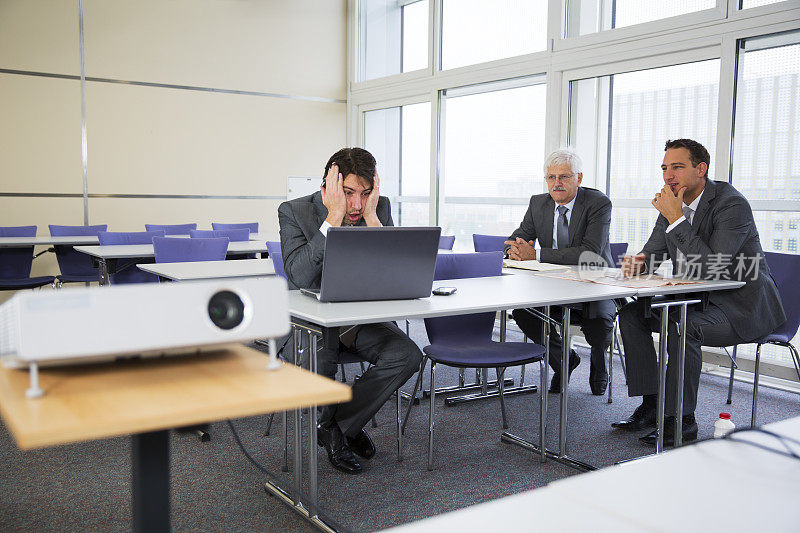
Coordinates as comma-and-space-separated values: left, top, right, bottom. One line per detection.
556, 205, 569, 249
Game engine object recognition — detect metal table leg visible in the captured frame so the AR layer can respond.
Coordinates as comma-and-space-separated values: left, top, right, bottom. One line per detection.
132, 430, 170, 533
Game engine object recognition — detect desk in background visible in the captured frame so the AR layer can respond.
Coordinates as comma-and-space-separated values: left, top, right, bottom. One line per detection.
137, 258, 275, 281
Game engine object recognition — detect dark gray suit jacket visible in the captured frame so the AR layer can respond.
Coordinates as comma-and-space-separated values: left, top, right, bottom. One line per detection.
277, 191, 394, 290
640, 179, 785, 342
505, 187, 615, 267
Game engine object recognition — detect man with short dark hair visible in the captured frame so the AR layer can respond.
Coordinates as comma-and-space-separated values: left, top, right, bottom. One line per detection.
505, 148, 617, 395
613, 138, 785, 445
278, 147, 422, 473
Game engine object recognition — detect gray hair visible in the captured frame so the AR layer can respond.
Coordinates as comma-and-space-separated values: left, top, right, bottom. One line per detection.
543, 148, 583, 176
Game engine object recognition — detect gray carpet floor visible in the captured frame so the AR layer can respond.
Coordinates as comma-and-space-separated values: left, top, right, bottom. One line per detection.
1, 321, 798, 532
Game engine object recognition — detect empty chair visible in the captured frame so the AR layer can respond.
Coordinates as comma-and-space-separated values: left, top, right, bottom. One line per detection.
609, 242, 629, 269
265, 241, 287, 279
153, 236, 229, 264
472, 234, 508, 252
0, 226, 56, 290
744, 252, 800, 426
49, 224, 108, 286
144, 223, 197, 235
403, 251, 546, 469
438, 235, 456, 250
212, 222, 258, 233
97, 231, 165, 285
189, 229, 250, 241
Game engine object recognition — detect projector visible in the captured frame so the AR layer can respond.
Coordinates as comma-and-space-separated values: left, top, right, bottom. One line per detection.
0, 277, 289, 396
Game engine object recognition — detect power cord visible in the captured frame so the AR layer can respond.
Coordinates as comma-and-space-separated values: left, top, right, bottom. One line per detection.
722, 426, 800, 462
226, 419, 351, 533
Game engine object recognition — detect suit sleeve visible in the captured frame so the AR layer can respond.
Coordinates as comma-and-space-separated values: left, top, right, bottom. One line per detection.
667, 196, 754, 277
539, 196, 611, 265
381, 197, 394, 227
504, 198, 538, 256
278, 201, 326, 289
638, 215, 670, 275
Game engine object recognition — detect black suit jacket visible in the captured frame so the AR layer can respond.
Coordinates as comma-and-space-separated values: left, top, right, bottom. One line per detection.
640, 179, 785, 342
505, 187, 615, 267
277, 191, 394, 290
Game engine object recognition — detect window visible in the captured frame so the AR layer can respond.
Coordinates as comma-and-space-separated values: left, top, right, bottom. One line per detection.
565, 0, 717, 38
789, 239, 798, 252
740, 0, 787, 9
363, 102, 431, 226
773, 239, 783, 250
439, 78, 546, 250
569, 59, 720, 253
358, 0, 429, 81
441, 0, 547, 70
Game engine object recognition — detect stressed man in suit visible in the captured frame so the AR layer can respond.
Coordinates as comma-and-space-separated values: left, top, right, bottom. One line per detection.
505, 148, 617, 395
613, 138, 785, 445
278, 147, 422, 473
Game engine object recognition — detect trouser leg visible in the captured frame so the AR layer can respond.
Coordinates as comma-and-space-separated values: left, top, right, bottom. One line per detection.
334, 322, 422, 438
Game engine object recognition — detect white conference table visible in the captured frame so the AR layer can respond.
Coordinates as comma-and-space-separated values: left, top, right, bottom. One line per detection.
282, 274, 636, 531
74, 241, 269, 286
388, 415, 800, 532
0, 233, 273, 248
137, 259, 275, 281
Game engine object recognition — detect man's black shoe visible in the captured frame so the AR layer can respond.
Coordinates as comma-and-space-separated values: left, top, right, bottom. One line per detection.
548, 352, 581, 393
612, 402, 657, 432
317, 423, 362, 474
346, 429, 376, 459
640, 415, 698, 446
589, 365, 608, 396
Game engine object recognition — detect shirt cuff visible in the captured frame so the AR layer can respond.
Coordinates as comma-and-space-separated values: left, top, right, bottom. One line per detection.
319, 221, 332, 237
666, 216, 686, 233
535, 246, 541, 260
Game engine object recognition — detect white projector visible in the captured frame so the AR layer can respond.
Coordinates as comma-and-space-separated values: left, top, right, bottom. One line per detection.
0, 277, 289, 396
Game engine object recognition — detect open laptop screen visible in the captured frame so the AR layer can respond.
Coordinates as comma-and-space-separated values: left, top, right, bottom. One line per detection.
315, 226, 441, 302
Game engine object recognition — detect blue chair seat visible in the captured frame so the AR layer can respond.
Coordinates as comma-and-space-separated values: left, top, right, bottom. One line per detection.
0, 276, 56, 289
424, 341, 544, 368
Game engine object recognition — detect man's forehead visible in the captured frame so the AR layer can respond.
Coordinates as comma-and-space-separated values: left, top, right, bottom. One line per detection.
547, 162, 573, 174
663, 148, 692, 165
342, 174, 372, 190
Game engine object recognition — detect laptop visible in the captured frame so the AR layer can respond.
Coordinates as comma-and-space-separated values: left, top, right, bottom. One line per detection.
301, 226, 441, 302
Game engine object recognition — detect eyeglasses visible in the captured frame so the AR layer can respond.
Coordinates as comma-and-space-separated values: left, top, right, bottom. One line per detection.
545, 174, 576, 183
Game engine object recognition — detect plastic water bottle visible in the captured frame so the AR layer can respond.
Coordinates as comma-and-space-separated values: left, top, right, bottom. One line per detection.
714, 412, 735, 438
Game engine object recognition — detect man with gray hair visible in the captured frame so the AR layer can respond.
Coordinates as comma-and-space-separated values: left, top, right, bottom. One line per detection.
504, 148, 617, 395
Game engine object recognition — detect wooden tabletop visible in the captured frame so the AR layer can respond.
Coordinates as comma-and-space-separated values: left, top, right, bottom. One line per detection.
0, 345, 350, 449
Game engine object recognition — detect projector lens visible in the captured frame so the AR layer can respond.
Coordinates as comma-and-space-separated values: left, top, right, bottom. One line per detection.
207, 290, 245, 330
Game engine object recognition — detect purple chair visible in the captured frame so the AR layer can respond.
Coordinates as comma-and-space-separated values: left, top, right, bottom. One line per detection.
609, 242, 629, 269
212, 222, 258, 233
0, 226, 56, 290
472, 234, 508, 252
403, 252, 546, 469
265, 241, 286, 279
49, 224, 108, 286
189, 229, 250, 242
144, 223, 197, 235
746, 252, 800, 426
153, 236, 229, 264
97, 231, 165, 285
438, 235, 456, 250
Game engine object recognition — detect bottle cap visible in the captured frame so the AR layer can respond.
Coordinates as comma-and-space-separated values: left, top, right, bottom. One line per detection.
719, 412, 731, 419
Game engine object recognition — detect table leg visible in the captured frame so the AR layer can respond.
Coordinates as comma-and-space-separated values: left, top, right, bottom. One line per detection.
132, 430, 169, 533
98, 258, 109, 286
656, 307, 669, 453
308, 330, 319, 518
292, 327, 303, 504
674, 303, 688, 447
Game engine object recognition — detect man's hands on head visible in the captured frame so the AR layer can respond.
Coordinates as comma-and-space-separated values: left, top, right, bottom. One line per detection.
652, 184, 686, 225
363, 171, 382, 227
322, 163, 347, 226
504, 237, 536, 261
621, 253, 646, 278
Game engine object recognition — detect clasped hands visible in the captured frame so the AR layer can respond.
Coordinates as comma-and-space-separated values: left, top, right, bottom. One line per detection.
504, 237, 536, 261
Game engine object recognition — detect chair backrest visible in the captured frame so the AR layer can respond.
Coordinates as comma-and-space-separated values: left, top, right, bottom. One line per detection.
472, 234, 508, 252
425, 252, 504, 344
0, 225, 37, 279
609, 242, 629, 269
438, 235, 456, 250
212, 222, 258, 233
153, 236, 229, 263
189, 229, 250, 241
764, 252, 800, 341
144, 223, 197, 235
48, 224, 108, 276
98, 230, 165, 245
265, 241, 286, 280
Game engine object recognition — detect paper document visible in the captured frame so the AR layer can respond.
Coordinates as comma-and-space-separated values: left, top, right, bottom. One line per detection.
537, 268, 700, 288
503, 259, 569, 272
